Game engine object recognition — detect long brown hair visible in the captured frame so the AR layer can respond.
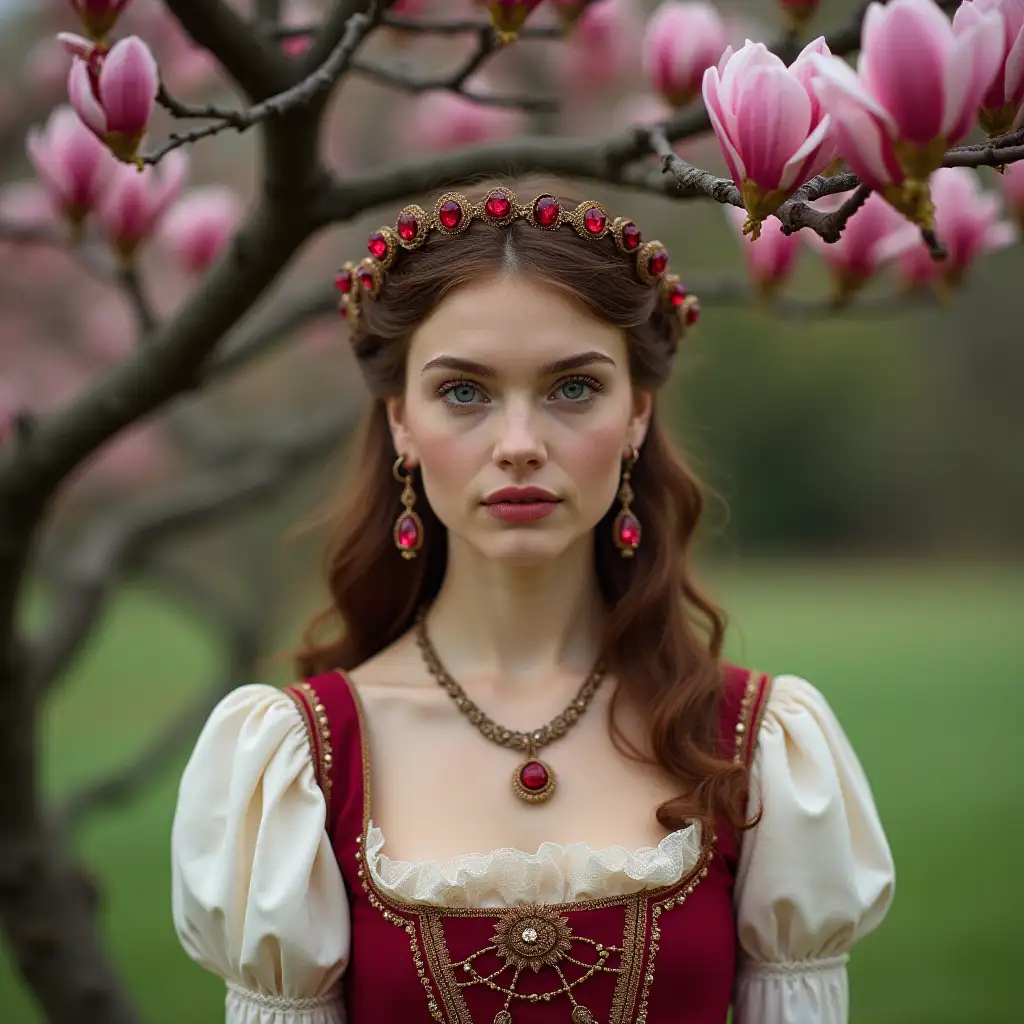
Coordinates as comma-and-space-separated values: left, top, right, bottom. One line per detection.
289, 187, 749, 835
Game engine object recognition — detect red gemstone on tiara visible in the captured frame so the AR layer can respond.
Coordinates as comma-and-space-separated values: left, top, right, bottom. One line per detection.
583, 206, 606, 234
338, 303, 348, 318
686, 302, 700, 326
357, 267, 376, 291
368, 232, 389, 260
668, 281, 687, 306
334, 268, 353, 293
396, 515, 420, 549
621, 223, 642, 250
647, 249, 668, 277
519, 761, 550, 791
485, 193, 512, 219
439, 200, 463, 229
534, 195, 560, 227
397, 211, 419, 241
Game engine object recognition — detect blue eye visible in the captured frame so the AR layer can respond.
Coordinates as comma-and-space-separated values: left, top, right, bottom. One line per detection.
435, 374, 605, 412
437, 380, 486, 408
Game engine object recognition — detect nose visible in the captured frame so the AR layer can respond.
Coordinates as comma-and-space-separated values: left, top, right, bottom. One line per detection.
491, 400, 547, 470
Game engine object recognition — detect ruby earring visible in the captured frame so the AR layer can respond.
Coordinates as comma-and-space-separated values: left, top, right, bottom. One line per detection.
613, 447, 642, 558
392, 456, 423, 559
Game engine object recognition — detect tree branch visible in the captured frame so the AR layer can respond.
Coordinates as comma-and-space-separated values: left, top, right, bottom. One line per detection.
207, 281, 339, 380
161, 0, 293, 101
25, 404, 359, 696
0, 201, 312, 507
296, 0, 377, 79
350, 55, 559, 112
117, 264, 158, 338
146, 11, 378, 164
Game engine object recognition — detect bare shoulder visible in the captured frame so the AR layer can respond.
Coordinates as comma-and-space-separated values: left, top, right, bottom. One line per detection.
344, 629, 435, 695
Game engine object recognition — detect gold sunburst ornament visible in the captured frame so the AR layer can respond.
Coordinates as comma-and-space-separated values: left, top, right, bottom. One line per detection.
491, 902, 574, 973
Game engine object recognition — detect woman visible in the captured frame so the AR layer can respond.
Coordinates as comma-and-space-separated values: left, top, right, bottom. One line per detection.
171, 185, 895, 1024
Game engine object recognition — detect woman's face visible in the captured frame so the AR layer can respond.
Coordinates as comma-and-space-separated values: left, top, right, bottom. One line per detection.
386, 275, 652, 567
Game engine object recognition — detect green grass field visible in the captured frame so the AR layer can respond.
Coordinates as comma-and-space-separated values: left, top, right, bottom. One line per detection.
1, 560, 1020, 1023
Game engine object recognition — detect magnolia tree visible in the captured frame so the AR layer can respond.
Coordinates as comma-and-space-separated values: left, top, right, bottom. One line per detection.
1, 0, 1023, 1019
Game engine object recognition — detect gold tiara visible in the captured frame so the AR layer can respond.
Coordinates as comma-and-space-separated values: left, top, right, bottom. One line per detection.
334, 186, 700, 333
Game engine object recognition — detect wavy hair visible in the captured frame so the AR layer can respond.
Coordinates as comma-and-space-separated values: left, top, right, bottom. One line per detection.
287, 189, 749, 835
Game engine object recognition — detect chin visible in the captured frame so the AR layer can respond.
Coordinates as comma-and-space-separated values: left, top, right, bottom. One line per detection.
473, 532, 572, 567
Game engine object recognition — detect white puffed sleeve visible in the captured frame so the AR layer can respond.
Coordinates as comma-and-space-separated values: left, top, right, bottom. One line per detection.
171, 684, 350, 1024
734, 674, 895, 1024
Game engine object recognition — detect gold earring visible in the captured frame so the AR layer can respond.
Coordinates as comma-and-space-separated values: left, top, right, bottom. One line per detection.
392, 456, 423, 559
613, 447, 641, 558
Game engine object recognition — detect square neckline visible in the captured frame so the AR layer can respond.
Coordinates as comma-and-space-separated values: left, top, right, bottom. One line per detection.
332, 668, 713, 912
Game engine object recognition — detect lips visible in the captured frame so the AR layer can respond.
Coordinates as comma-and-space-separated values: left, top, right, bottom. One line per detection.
482, 487, 561, 505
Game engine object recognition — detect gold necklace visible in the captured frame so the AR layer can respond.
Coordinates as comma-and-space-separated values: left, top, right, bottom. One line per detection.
414, 607, 607, 804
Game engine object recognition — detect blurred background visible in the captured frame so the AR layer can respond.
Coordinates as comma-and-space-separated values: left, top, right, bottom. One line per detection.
0, 0, 1021, 1021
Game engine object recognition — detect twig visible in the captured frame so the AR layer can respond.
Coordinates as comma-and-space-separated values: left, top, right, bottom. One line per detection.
921, 229, 948, 260
144, 6, 378, 163
162, 0, 293, 101
350, 57, 559, 112
156, 84, 250, 125
943, 127, 1024, 169
118, 263, 159, 337
297, 0, 377, 77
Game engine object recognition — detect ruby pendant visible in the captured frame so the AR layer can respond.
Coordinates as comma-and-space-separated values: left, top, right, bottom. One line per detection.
614, 510, 641, 556
512, 758, 556, 803
394, 510, 423, 559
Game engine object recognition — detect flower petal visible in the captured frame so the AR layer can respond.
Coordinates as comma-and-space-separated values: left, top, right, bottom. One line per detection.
732, 67, 812, 190
67, 59, 107, 137
98, 36, 159, 136
702, 64, 746, 183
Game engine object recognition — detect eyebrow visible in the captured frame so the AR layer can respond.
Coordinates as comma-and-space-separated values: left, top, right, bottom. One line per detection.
420, 350, 617, 376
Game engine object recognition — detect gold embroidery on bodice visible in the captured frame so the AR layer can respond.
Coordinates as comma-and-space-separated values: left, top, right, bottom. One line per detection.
284, 667, 767, 1024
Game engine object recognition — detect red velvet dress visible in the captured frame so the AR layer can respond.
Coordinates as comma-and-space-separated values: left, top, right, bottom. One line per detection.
283, 664, 771, 1024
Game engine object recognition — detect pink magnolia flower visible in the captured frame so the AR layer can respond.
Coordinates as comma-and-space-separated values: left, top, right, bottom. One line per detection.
702, 37, 837, 238
67, 35, 159, 165
402, 89, 524, 152
559, 0, 641, 91
159, 186, 244, 274
803, 191, 907, 301
486, 1, 546, 41
810, 0, 1004, 226
1000, 159, 1024, 228
70, 1, 132, 42
97, 149, 188, 262
885, 167, 1018, 292
955, 0, 1024, 136
26, 104, 117, 233
724, 207, 801, 297
58, 31, 104, 65
643, 2, 729, 108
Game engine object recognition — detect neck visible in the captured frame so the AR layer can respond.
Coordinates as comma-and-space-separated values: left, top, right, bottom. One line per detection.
423, 534, 606, 700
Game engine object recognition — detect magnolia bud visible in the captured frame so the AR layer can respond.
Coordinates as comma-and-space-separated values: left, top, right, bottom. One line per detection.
67, 35, 159, 166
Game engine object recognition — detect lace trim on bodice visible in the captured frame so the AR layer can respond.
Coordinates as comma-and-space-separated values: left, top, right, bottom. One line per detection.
364, 818, 704, 909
